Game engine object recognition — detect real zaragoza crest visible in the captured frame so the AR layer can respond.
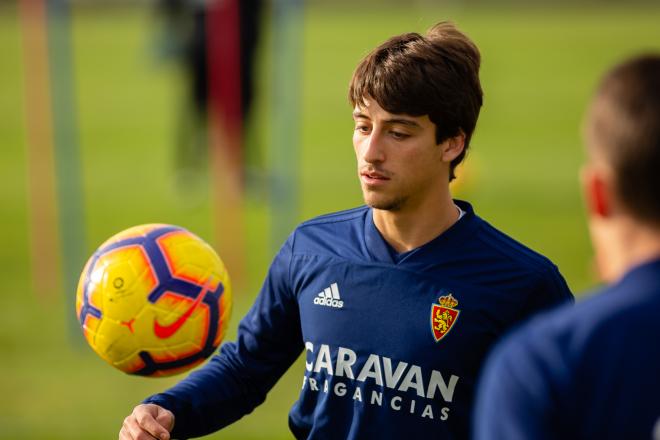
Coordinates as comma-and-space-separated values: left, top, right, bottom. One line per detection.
430, 293, 460, 342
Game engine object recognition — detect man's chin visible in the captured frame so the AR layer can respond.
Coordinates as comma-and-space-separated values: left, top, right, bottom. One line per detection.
364, 196, 404, 212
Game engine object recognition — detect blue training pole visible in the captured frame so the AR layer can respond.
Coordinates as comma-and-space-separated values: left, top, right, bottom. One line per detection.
270, 0, 303, 253
47, 0, 87, 342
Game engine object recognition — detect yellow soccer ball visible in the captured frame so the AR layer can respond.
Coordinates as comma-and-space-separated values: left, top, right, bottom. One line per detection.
75, 224, 232, 377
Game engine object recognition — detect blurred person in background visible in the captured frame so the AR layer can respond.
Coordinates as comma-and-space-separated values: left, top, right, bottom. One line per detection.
474, 54, 660, 440
119, 21, 572, 440
154, 0, 263, 191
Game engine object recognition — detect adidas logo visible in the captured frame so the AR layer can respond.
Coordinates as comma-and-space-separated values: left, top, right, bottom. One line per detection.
313, 283, 344, 308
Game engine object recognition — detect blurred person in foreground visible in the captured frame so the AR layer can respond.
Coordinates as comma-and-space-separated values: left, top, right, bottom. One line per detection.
119, 22, 573, 440
474, 54, 660, 440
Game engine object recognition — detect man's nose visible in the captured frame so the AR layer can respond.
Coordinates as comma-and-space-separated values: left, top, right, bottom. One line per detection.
362, 131, 385, 164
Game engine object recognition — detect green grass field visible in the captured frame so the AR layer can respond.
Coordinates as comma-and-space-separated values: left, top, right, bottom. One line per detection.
1, 2, 660, 439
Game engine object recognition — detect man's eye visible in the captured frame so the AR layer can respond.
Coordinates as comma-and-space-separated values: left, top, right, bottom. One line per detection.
390, 131, 409, 139
355, 125, 370, 133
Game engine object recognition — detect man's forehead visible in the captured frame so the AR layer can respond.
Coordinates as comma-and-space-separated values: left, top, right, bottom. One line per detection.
352, 101, 430, 127
354, 99, 416, 118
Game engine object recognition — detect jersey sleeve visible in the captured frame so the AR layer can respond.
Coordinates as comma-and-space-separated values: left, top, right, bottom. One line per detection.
143, 235, 303, 439
522, 264, 574, 319
473, 325, 563, 440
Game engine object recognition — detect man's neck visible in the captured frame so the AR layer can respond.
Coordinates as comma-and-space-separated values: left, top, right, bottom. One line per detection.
593, 217, 660, 282
372, 194, 460, 254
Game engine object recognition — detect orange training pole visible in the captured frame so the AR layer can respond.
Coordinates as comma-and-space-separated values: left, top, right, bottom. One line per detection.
19, 0, 61, 298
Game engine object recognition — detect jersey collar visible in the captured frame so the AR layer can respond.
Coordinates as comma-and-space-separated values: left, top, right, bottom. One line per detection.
363, 199, 480, 265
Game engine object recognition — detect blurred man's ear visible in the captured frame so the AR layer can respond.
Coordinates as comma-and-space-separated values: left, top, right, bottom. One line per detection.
581, 164, 611, 219
441, 131, 465, 163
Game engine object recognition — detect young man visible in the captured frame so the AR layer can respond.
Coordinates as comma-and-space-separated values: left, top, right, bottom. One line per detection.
120, 22, 572, 440
474, 55, 660, 440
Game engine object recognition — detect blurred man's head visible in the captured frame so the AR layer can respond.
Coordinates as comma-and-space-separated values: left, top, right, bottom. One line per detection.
582, 54, 660, 281
349, 21, 483, 182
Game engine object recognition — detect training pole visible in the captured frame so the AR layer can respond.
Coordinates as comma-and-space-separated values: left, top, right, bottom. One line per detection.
270, 0, 303, 254
47, 0, 87, 338
206, 0, 246, 289
19, 0, 61, 299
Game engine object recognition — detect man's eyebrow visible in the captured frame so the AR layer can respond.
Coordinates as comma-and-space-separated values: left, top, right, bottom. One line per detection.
384, 118, 421, 128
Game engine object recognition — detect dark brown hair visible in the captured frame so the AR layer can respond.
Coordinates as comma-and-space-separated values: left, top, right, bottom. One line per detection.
349, 21, 483, 181
587, 54, 660, 224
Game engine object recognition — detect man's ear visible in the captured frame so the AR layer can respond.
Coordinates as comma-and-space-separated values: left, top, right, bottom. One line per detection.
441, 131, 466, 163
581, 164, 612, 218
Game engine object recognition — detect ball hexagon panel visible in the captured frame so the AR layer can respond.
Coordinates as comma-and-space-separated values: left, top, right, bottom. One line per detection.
93, 244, 158, 323
157, 230, 225, 288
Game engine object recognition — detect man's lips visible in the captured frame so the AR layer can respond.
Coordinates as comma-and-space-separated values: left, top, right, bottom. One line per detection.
360, 169, 391, 185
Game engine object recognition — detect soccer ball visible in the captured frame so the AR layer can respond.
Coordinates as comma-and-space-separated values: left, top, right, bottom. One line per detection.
75, 224, 232, 377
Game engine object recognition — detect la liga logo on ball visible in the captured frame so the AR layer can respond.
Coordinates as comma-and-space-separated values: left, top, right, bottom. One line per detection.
75, 224, 232, 377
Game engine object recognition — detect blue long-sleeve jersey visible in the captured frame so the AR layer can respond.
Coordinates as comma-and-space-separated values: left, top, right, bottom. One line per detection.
145, 201, 573, 439
474, 258, 660, 440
